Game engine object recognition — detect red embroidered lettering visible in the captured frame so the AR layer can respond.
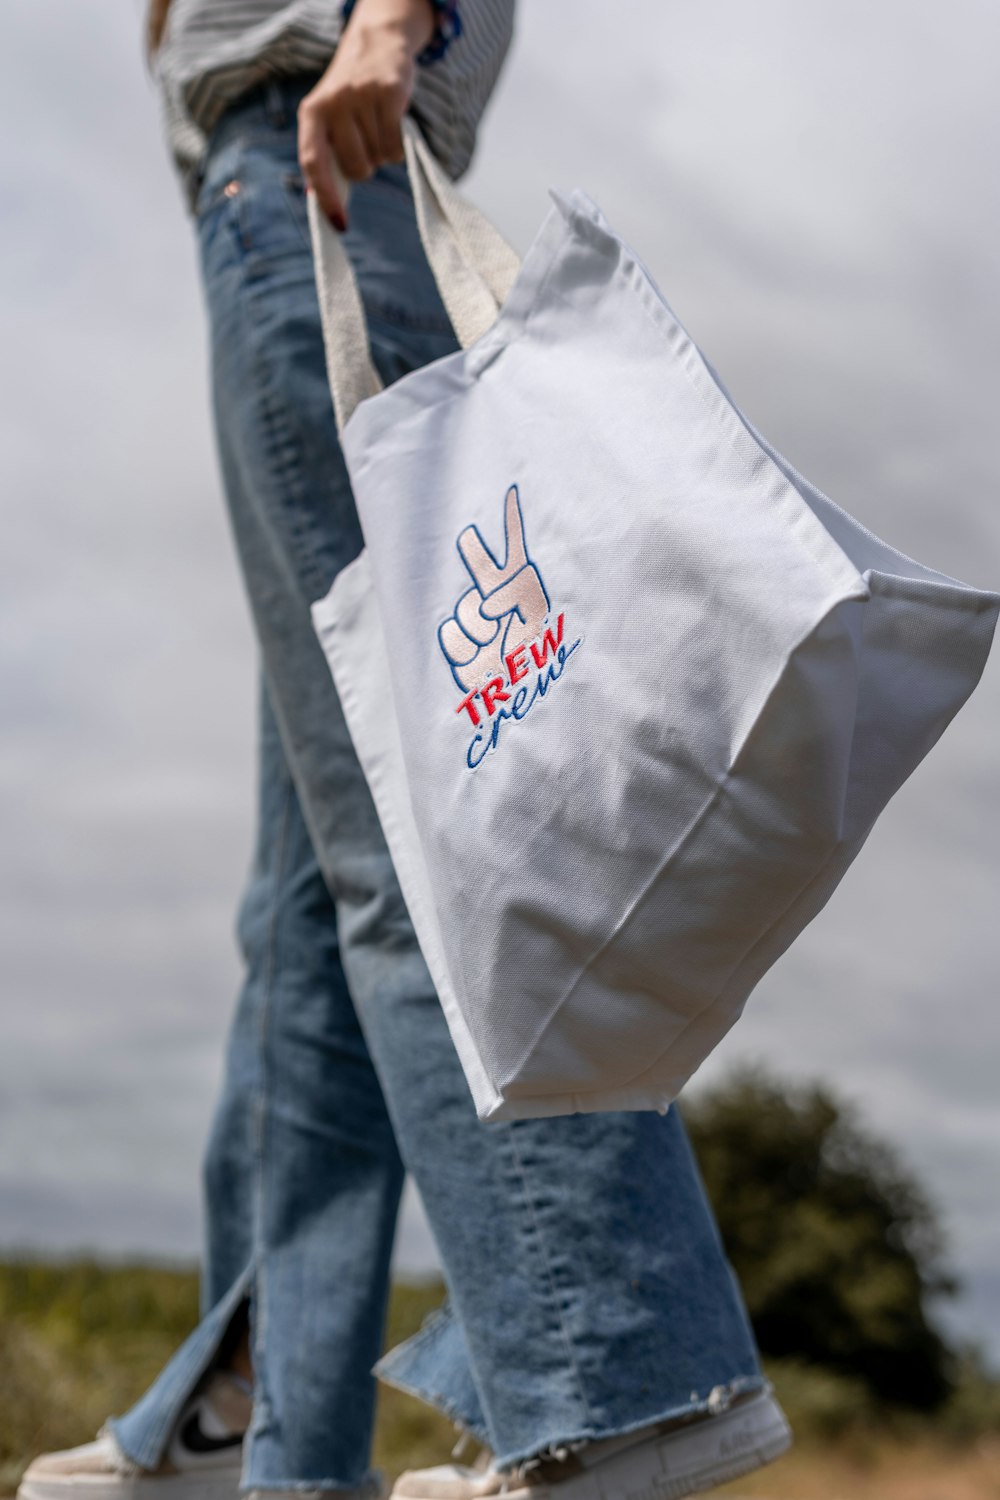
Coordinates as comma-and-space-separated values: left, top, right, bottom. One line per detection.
505, 645, 529, 685
530, 613, 566, 670
456, 690, 482, 727
481, 677, 510, 717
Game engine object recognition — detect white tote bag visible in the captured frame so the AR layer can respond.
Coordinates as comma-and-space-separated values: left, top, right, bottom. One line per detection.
308, 121, 999, 1122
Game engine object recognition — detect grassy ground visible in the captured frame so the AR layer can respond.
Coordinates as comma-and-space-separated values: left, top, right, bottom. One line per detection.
708, 1438, 1000, 1500
0, 1260, 454, 1493
1, 1260, 998, 1500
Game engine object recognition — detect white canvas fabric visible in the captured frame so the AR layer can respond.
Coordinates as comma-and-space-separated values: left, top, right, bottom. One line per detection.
308, 121, 1000, 1122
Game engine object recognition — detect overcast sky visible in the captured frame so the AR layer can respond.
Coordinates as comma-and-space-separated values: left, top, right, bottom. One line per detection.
1, 1, 998, 1365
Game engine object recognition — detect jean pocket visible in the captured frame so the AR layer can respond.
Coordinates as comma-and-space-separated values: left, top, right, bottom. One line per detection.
224, 167, 319, 270
195, 134, 252, 221
195, 173, 244, 228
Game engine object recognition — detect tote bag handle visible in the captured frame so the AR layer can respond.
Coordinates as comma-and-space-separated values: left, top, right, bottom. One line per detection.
307, 116, 521, 434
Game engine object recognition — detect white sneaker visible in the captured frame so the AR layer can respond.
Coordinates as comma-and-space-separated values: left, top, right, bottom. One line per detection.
17, 1372, 251, 1500
391, 1388, 792, 1500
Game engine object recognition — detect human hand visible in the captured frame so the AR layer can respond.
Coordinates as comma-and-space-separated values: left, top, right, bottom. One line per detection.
298, 0, 436, 231
439, 486, 551, 696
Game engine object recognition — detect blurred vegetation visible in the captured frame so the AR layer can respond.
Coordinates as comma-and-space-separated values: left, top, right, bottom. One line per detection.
2, 1071, 998, 1495
0, 1264, 454, 1494
0, 1259, 199, 1493
681, 1068, 961, 1411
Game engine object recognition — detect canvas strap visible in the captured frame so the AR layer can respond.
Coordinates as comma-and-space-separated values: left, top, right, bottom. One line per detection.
307, 116, 521, 434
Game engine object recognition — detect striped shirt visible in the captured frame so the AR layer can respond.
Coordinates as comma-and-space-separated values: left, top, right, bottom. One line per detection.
154, 0, 516, 211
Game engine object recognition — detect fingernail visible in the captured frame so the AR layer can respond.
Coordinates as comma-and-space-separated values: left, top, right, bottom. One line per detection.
330, 211, 348, 233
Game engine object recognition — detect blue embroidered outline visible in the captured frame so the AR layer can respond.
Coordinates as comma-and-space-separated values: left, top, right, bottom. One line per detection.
466, 635, 583, 770
436, 482, 582, 772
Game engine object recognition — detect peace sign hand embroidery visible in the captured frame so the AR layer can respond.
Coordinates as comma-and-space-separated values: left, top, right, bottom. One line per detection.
438, 485, 550, 695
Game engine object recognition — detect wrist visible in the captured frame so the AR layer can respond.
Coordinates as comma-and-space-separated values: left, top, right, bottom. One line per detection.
341, 0, 461, 64
342, 0, 436, 57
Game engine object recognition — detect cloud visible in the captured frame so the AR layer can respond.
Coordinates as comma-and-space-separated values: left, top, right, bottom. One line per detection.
1, 0, 998, 1364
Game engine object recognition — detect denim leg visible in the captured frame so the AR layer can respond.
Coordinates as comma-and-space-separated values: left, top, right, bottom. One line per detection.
110, 676, 406, 1489
235, 681, 406, 1489
181, 75, 764, 1475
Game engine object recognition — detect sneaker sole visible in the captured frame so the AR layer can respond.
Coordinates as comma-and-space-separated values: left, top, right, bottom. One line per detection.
394, 1391, 791, 1500
618, 1390, 793, 1500
17, 1465, 243, 1500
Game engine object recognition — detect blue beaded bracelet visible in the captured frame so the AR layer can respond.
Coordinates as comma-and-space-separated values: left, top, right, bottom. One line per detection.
340, 0, 462, 65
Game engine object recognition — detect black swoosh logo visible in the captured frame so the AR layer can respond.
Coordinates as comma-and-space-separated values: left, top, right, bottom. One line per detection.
178, 1412, 244, 1455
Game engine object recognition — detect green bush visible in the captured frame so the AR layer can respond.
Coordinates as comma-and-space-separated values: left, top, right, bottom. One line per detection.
682, 1068, 957, 1410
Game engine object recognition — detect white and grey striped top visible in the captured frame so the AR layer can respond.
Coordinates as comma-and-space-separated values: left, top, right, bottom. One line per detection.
154, 0, 516, 211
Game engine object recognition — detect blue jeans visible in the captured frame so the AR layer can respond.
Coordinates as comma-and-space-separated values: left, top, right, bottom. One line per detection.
110, 75, 763, 1492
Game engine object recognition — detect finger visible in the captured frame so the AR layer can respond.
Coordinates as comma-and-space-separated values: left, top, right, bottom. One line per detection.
456, 587, 499, 646
298, 100, 347, 230
375, 92, 405, 165
329, 101, 376, 181
354, 97, 385, 174
480, 566, 549, 634
439, 617, 480, 667
457, 524, 504, 596
502, 484, 529, 571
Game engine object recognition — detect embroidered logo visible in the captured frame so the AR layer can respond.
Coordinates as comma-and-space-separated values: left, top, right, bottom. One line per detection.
437, 484, 582, 770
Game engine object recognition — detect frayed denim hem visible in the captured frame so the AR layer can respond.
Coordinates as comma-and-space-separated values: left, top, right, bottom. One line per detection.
374, 1298, 769, 1472
372, 1363, 492, 1450
462, 1374, 767, 1475
373, 1302, 491, 1448
492, 1372, 768, 1473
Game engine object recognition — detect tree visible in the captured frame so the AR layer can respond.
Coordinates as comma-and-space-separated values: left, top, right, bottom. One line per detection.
681, 1069, 957, 1410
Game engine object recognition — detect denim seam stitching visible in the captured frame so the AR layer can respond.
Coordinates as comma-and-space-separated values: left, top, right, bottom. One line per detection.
246, 779, 295, 1455
503, 1125, 595, 1430
248, 331, 330, 603
232, 226, 334, 607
